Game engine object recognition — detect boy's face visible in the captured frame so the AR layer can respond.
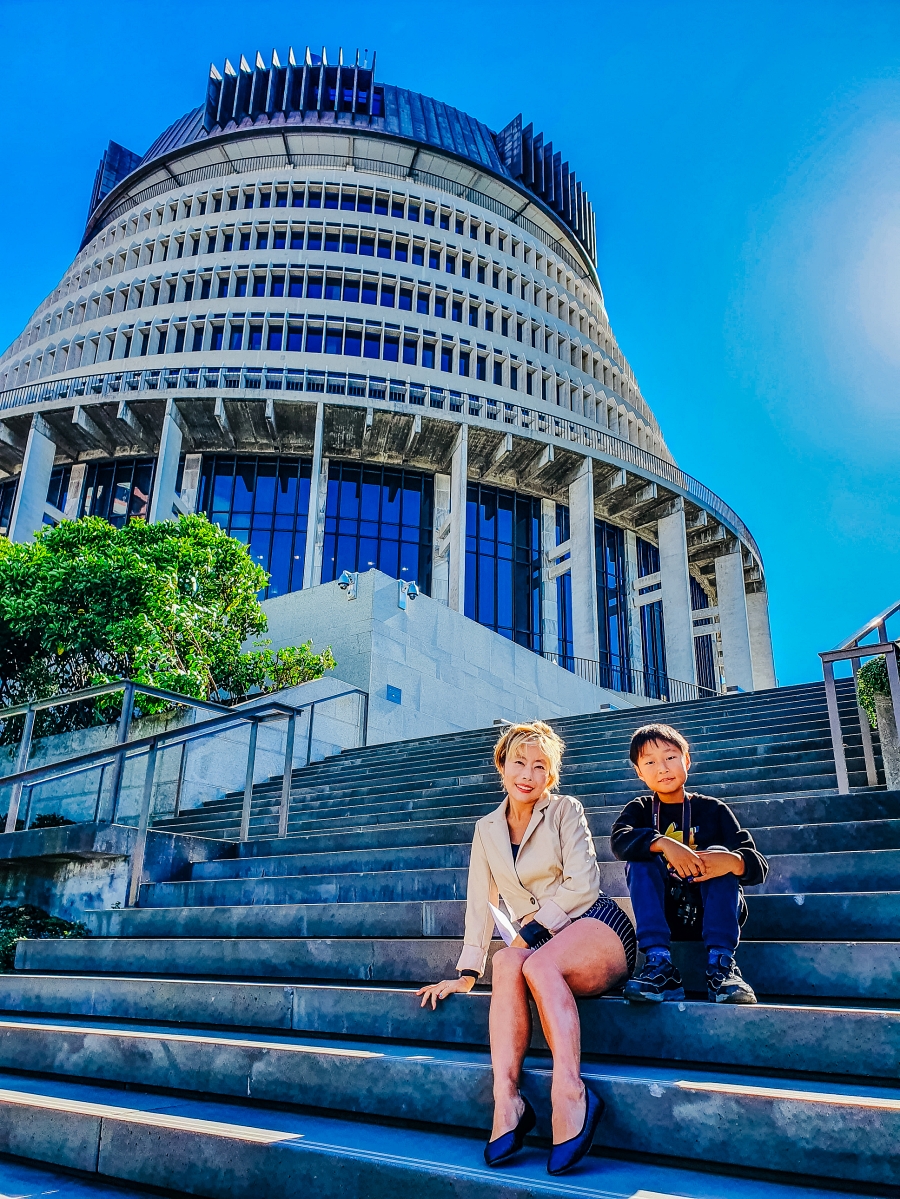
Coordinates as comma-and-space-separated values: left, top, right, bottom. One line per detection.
633, 739, 690, 798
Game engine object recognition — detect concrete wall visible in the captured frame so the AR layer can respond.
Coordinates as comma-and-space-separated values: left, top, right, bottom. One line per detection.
0, 824, 230, 921
260, 569, 651, 746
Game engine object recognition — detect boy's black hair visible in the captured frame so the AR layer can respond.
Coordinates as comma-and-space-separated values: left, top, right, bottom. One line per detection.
629, 723, 690, 766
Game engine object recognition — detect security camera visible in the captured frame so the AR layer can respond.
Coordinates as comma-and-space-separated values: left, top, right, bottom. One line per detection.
406, 581, 420, 600
337, 570, 359, 600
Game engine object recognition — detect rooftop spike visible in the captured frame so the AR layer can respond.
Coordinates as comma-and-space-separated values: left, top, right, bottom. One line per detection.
304, 46, 313, 66
338, 47, 344, 66
209, 63, 222, 81
239, 54, 252, 73
255, 50, 266, 69
321, 46, 328, 66
288, 46, 297, 66
271, 48, 281, 69
224, 58, 237, 77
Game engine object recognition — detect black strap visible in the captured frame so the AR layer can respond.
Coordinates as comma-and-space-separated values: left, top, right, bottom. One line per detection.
653, 794, 691, 849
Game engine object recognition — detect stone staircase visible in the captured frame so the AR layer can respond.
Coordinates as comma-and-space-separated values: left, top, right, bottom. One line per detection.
1, 679, 899, 1199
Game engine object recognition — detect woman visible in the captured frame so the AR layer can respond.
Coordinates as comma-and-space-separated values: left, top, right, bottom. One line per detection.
417, 720, 636, 1176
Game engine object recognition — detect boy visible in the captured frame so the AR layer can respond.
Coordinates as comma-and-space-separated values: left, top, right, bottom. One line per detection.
611, 723, 767, 1004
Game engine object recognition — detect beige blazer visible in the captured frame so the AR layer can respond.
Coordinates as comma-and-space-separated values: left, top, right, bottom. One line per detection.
455, 792, 602, 977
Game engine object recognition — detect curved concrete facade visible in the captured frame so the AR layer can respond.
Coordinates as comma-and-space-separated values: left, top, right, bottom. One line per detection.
0, 47, 776, 698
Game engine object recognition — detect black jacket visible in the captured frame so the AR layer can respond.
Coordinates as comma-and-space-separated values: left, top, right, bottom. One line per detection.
610, 792, 768, 887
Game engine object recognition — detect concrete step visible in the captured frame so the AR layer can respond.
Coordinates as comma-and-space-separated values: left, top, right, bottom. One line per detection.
759, 849, 900, 895
153, 790, 900, 863
139, 848, 900, 906
17, 934, 900, 1000
79, 889, 900, 944
0, 1068, 874, 1199
0, 977, 898, 1082
0, 1022, 896, 1188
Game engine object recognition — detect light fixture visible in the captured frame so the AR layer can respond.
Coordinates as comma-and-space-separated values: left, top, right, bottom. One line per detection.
397, 579, 420, 609
337, 570, 359, 600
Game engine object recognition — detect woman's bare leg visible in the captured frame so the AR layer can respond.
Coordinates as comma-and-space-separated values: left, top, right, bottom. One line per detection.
488, 946, 533, 1139
522, 920, 627, 1143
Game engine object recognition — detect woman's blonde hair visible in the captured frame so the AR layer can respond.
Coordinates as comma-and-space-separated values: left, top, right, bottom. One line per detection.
493, 720, 566, 794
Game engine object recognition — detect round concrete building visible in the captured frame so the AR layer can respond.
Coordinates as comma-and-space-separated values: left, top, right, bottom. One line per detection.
0, 46, 775, 703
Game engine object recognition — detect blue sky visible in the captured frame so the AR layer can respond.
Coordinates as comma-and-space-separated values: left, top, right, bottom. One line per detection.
1, 0, 898, 685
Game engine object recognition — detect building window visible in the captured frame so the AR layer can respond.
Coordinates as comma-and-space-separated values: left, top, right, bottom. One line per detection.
323, 463, 433, 593
0, 477, 17, 535
595, 520, 630, 691
691, 576, 717, 693
80, 458, 155, 528
465, 483, 541, 652
555, 504, 573, 667
198, 455, 311, 598
637, 537, 667, 698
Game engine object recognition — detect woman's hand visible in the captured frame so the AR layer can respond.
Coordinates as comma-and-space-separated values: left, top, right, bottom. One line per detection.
416, 975, 476, 1009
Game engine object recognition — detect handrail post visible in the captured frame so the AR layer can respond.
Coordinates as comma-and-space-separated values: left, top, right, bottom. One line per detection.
851, 657, 879, 787
126, 739, 158, 907
305, 704, 315, 768
4, 705, 35, 834
359, 691, 369, 747
239, 721, 259, 843
101, 682, 135, 824
822, 659, 850, 795
884, 646, 900, 785
277, 713, 296, 839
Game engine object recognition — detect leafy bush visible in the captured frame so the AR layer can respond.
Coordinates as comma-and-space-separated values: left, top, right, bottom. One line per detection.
858, 656, 891, 729
0, 904, 87, 971
0, 514, 335, 742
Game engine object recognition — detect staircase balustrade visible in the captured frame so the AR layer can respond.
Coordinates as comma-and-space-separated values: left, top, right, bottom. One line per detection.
819, 599, 900, 793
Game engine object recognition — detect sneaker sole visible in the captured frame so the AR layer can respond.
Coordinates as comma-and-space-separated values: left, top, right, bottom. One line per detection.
625, 987, 685, 1004
710, 991, 758, 1004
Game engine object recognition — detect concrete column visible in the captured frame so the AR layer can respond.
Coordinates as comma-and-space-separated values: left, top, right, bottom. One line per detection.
431, 471, 451, 605
8, 415, 56, 543
148, 399, 182, 523
747, 588, 777, 690
448, 424, 468, 613
540, 498, 559, 656
715, 551, 754, 692
302, 402, 325, 589
63, 463, 87, 520
657, 500, 696, 685
568, 457, 600, 662
178, 453, 203, 514
623, 528, 644, 674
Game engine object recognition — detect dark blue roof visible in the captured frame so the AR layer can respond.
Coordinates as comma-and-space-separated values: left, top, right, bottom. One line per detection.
86, 47, 596, 263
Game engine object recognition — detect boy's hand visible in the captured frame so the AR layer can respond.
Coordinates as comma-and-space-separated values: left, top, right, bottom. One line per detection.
652, 836, 704, 879
696, 850, 745, 878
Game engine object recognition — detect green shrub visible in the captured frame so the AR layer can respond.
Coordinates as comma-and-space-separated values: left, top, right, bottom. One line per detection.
0, 904, 88, 971
0, 514, 335, 742
858, 656, 891, 729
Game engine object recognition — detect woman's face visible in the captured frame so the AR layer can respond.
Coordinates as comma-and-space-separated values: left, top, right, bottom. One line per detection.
502, 739, 552, 805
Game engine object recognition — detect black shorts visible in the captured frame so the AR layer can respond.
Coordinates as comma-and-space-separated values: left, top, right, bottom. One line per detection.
575, 894, 638, 974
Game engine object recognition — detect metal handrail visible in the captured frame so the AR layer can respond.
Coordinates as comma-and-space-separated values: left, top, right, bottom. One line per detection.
541, 652, 717, 704
0, 680, 369, 904
819, 603, 900, 794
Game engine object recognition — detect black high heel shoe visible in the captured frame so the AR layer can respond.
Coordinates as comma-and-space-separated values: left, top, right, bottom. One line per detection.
483, 1095, 536, 1167
546, 1086, 604, 1175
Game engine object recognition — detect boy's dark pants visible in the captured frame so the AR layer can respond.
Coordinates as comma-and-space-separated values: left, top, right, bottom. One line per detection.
626, 857, 742, 954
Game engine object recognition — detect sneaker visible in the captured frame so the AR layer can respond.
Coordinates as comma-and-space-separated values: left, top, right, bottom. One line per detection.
706, 954, 757, 1004
624, 954, 685, 1003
